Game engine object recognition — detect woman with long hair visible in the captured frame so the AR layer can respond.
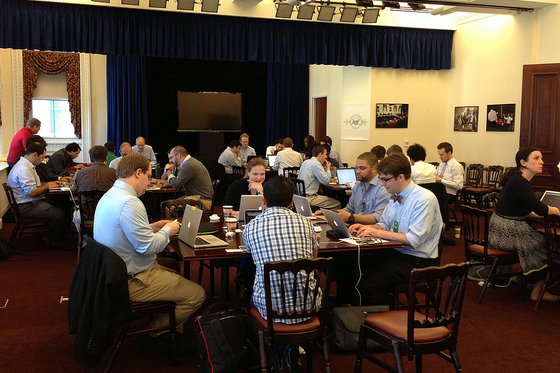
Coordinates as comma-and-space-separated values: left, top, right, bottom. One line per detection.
302, 135, 317, 159
489, 147, 560, 301
224, 157, 267, 212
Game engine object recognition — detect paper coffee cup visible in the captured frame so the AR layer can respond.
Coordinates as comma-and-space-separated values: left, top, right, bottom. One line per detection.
226, 217, 238, 232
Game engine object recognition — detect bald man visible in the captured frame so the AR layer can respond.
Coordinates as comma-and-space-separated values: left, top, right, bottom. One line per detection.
132, 136, 157, 168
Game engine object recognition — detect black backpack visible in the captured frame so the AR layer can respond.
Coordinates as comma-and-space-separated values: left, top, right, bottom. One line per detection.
194, 302, 259, 373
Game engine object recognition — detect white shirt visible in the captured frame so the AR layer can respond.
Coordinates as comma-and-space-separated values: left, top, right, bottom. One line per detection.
436, 157, 463, 195
411, 161, 437, 184
272, 147, 303, 176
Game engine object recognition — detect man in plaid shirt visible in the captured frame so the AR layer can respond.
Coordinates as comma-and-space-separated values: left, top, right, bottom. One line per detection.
243, 176, 319, 325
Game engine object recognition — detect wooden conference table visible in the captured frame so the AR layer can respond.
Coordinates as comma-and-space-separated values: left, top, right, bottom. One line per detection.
168, 218, 401, 301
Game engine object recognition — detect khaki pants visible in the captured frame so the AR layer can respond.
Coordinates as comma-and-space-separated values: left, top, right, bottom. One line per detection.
128, 263, 206, 333
307, 195, 341, 210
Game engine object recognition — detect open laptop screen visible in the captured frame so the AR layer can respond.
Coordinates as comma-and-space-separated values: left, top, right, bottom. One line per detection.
541, 190, 560, 209
336, 168, 357, 185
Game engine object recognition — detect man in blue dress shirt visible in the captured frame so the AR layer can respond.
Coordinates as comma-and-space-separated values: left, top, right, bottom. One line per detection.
350, 154, 443, 306
94, 154, 205, 349
298, 145, 341, 209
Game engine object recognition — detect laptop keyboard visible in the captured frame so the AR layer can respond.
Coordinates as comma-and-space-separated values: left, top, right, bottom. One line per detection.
195, 237, 210, 246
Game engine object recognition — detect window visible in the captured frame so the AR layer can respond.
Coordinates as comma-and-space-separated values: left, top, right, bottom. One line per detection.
32, 99, 77, 139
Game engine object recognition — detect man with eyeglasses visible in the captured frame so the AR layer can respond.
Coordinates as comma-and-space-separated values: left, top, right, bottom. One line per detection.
348, 154, 443, 307
157, 145, 214, 212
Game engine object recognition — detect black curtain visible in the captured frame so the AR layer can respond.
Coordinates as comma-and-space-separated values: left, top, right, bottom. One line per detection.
266, 64, 309, 147
106, 54, 148, 152
0, 0, 453, 70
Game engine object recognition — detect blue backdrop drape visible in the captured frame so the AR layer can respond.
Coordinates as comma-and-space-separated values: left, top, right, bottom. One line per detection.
266, 64, 310, 147
106, 54, 148, 152
0, 0, 453, 148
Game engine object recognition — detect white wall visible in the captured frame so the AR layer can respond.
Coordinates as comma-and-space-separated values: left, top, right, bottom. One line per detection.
90, 54, 108, 147
447, 12, 535, 167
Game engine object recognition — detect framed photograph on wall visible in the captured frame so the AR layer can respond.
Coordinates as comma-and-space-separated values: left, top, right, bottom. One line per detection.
486, 103, 515, 132
376, 103, 409, 128
454, 106, 479, 132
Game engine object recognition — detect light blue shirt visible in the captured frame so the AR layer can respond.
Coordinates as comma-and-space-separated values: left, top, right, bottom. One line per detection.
298, 157, 331, 196
218, 147, 242, 173
378, 180, 442, 259
239, 146, 256, 162
93, 180, 172, 275
344, 174, 390, 222
6, 157, 44, 204
132, 144, 157, 167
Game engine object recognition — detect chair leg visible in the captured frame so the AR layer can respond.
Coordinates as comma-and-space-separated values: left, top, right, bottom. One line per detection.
104, 332, 127, 373
450, 350, 463, 373
534, 271, 551, 310
9, 222, 20, 246
321, 335, 332, 373
391, 340, 405, 373
476, 258, 499, 304
354, 328, 367, 373
415, 354, 422, 373
257, 332, 269, 373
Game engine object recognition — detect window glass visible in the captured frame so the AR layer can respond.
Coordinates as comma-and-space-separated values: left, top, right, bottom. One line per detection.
32, 99, 77, 139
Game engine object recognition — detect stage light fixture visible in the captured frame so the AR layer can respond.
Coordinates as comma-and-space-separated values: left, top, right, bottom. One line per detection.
201, 0, 219, 12
276, 3, 294, 18
297, 5, 315, 20
382, 1, 399, 8
362, 8, 380, 23
121, 0, 140, 5
340, 6, 358, 22
317, 5, 336, 21
149, 0, 168, 7
92, 0, 110, 3
409, 3, 426, 10
177, 0, 196, 10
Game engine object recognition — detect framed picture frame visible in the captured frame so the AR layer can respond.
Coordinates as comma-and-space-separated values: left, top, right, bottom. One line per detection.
454, 106, 479, 132
486, 104, 515, 132
376, 103, 409, 128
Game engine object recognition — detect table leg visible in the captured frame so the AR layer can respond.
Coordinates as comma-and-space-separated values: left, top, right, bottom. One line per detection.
221, 265, 230, 301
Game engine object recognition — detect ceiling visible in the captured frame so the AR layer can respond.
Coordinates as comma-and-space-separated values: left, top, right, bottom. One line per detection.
28, 0, 560, 29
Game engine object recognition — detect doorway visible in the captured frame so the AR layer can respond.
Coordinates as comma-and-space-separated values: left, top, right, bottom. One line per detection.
314, 96, 327, 141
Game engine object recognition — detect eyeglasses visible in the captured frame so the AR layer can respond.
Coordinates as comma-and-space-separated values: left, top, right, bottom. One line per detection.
168, 153, 178, 160
379, 175, 397, 183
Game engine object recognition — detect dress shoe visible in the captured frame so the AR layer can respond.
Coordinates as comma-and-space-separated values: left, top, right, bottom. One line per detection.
442, 236, 457, 246
531, 292, 560, 302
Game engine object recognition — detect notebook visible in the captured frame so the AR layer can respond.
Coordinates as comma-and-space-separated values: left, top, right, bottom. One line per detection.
292, 195, 327, 222
179, 205, 229, 248
238, 195, 264, 222
541, 190, 560, 209
336, 168, 357, 187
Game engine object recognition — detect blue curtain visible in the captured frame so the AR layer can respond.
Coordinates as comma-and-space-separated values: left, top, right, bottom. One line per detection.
266, 64, 309, 146
0, 0, 453, 70
106, 54, 148, 148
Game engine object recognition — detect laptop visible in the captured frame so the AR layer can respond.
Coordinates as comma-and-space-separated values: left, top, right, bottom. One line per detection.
321, 209, 382, 243
238, 195, 264, 222
244, 209, 263, 224
179, 205, 229, 248
336, 168, 357, 188
541, 190, 560, 209
292, 195, 327, 222
267, 155, 277, 168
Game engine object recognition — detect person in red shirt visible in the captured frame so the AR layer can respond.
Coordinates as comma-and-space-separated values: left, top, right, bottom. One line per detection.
7, 118, 42, 169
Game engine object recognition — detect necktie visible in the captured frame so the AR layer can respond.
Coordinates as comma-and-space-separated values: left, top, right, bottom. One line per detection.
390, 194, 402, 204
440, 162, 447, 177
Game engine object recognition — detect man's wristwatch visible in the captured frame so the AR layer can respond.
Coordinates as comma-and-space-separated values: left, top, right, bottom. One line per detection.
348, 213, 355, 223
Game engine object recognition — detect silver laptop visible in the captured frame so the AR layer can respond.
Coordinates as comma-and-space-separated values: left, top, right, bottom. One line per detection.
238, 195, 263, 222
541, 190, 560, 209
267, 155, 277, 168
336, 168, 357, 187
321, 208, 353, 239
321, 209, 382, 244
292, 195, 327, 222
179, 205, 229, 248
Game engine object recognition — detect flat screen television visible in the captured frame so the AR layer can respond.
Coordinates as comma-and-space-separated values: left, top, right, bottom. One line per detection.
177, 91, 242, 132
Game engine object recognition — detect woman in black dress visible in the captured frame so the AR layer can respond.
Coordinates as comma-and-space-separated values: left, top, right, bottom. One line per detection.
489, 147, 560, 301
224, 157, 267, 212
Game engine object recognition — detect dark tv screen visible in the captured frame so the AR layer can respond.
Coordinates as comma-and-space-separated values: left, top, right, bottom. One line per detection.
177, 91, 242, 132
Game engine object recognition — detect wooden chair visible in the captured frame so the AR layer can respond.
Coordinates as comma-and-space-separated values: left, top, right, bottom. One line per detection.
481, 191, 500, 212
461, 205, 525, 304
78, 236, 177, 373
429, 161, 439, 169
534, 214, 560, 309
393, 226, 445, 310
460, 164, 484, 206
76, 190, 107, 261
160, 197, 201, 218
283, 167, 300, 179
293, 179, 306, 197
2, 183, 52, 250
203, 179, 220, 216
355, 262, 469, 373
462, 166, 502, 208
232, 165, 246, 180
246, 258, 334, 373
